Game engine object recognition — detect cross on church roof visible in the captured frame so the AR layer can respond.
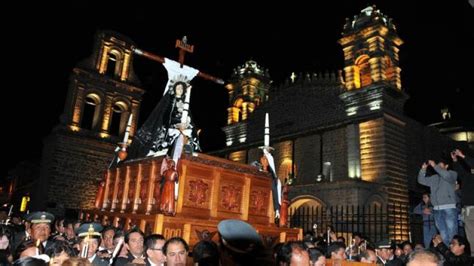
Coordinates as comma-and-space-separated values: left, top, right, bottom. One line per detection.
175, 36, 194, 68
290, 72, 297, 83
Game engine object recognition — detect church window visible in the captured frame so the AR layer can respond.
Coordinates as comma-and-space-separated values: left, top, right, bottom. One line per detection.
354, 55, 372, 88
106, 53, 117, 77
110, 101, 128, 136
82, 93, 101, 130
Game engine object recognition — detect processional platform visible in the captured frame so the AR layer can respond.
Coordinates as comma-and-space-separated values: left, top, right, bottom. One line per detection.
81, 153, 301, 247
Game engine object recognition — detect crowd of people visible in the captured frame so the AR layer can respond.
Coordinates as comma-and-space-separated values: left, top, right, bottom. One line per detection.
0, 209, 473, 265
0, 147, 472, 265
413, 148, 474, 265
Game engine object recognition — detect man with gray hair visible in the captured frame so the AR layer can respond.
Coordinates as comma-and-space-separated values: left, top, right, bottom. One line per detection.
406, 249, 439, 266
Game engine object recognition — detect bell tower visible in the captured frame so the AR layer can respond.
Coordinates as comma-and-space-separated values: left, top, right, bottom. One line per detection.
339, 5, 403, 91
338, 6, 408, 117
226, 60, 271, 125
64, 31, 143, 137
338, 7, 410, 235
223, 60, 271, 147
35, 31, 145, 212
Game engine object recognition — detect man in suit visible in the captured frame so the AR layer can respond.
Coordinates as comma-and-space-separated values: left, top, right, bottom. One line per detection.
114, 228, 146, 266
144, 234, 166, 266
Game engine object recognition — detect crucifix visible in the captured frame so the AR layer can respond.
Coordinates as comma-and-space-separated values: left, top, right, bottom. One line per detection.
132, 44, 223, 85
126, 38, 225, 216
175, 36, 194, 68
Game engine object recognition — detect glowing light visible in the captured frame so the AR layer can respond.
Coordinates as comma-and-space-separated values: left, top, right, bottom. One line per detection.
347, 107, 358, 116
226, 140, 233, 146
69, 125, 80, 132
353, 66, 361, 89
369, 100, 382, 110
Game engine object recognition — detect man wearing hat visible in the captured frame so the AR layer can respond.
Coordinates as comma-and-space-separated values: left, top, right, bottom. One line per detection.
375, 240, 403, 266
217, 219, 264, 265
25, 211, 54, 250
76, 222, 108, 266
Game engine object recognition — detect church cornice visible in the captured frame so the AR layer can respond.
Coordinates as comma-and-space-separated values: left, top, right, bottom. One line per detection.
72, 67, 145, 97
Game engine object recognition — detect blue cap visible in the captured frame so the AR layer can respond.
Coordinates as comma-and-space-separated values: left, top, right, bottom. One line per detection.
75, 223, 103, 238
25, 211, 55, 224
217, 219, 262, 254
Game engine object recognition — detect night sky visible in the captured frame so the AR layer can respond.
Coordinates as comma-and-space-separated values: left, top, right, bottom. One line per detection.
6, 1, 473, 172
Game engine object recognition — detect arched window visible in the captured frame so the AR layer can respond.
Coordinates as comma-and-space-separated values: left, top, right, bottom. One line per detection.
354, 55, 372, 88
105, 50, 122, 78
81, 93, 101, 130
109, 101, 128, 136
106, 53, 117, 77
233, 98, 243, 122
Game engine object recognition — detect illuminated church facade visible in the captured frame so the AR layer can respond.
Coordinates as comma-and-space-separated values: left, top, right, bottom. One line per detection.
215, 6, 472, 239
12, 7, 471, 243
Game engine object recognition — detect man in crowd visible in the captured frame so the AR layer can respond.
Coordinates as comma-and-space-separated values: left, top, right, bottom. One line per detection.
451, 148, 474, 256
432, 234, 472, 266
144, 234, 166, 266
406, 249, 439, 266
26, 211, 54, 250
375, 240, 403, 266
114, 228, 145, 265
163, 237, 188, 266
76, 222, 108, 266
417, 156, 458, 245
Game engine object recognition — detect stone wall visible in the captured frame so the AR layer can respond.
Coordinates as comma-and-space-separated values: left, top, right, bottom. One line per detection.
289, 179, 386, 206
36, 128, 115, 212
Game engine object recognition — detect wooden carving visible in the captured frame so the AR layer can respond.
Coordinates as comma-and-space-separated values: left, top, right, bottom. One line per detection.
152, 172, 162, 213
160, 159, 178, 216
113, 178, 124, 211
220, 184, 241, 212
250, 189, 268, 214
94, 178, 106, 209
138, 175, 149, 212
187, 179, 209, 207
195, 229, 217, 241
279, 183, 290, 227
164, 227, 182, 239
126, 177, 136, 211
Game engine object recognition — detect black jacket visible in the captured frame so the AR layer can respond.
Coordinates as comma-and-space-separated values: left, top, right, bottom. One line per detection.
453, 155, 474, 206
435, 242, 473, 266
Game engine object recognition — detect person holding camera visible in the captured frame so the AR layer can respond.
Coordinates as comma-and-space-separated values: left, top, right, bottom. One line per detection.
451, 148, 474, 256
417, 156, 458, 246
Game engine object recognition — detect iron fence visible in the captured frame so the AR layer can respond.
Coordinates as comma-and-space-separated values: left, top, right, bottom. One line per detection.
289, 203, 423, 245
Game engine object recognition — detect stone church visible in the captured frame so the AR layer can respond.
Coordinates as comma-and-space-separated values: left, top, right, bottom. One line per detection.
27, 6, 471, 241
213, 6, 472, 239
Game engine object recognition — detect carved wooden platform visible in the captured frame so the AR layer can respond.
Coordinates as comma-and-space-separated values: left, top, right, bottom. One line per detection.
83, 153, 301, 247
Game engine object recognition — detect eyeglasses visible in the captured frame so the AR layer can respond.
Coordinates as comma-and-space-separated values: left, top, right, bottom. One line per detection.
167, 250, 187, 257
149, 247, 163, 251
